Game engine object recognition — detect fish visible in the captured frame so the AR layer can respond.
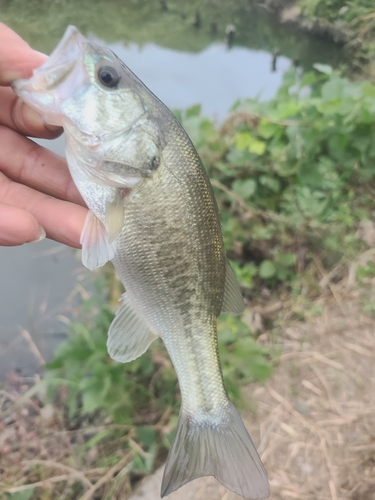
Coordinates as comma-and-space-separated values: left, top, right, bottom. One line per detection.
13, 26, 270, 499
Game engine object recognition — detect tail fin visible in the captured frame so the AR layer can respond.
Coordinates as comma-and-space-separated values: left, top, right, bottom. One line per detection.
161, 401, 269, 499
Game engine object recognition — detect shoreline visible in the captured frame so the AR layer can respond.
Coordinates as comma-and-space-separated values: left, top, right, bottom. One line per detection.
263, 0, 374, 78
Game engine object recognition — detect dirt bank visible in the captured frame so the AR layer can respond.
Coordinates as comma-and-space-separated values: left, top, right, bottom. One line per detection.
266, 0, 352, 44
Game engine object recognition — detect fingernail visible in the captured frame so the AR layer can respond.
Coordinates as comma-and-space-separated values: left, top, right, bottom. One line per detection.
23, 105, 61, 133
45, 123, 62, 133
29, 226, 46, 244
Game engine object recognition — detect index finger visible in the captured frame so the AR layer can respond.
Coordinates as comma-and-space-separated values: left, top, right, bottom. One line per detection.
0, 23, 46, 84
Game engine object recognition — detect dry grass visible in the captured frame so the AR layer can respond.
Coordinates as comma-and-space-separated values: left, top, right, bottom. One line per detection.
250, 289, 375, 500
0, 382, 134, 499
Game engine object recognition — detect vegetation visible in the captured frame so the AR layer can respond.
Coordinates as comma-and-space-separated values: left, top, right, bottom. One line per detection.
296, 0, 375, 78
1, 0, 342, 70
178, 65, 375, 295
3, 59, 375, 500
2, 2, 375, 499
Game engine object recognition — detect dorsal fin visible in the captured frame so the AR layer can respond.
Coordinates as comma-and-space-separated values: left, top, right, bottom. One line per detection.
221, 259, 245, 315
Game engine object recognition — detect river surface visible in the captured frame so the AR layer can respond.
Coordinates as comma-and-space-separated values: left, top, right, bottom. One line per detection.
0, 2, 344, 378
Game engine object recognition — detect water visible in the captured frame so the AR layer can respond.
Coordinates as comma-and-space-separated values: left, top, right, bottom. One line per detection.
0, 1, 344, 378
0, 242, 85, 377
97, 41, 291, 119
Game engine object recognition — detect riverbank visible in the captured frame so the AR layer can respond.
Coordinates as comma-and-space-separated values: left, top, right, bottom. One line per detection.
1, 5, 375, 498
265, 0, 375, 79
2, 274, 374, 499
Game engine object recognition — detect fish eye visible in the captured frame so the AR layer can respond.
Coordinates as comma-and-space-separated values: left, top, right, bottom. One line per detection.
98, 66, 120, 88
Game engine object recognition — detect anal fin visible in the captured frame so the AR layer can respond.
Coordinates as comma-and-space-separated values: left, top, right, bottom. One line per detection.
107, 293, 158, 363
221, 259, 245, 315
80, 210, 115, 270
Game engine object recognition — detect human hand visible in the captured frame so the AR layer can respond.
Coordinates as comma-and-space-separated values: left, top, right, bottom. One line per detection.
0, 23, 87, 247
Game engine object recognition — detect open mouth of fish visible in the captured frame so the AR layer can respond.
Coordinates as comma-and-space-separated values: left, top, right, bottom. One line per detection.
13, 26, 90, 124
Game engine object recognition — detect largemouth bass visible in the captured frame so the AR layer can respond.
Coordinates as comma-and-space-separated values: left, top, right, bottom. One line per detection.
14, 26, 269, 499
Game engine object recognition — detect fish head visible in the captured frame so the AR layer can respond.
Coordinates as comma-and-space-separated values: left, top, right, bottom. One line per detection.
13, 26, 149, 145
14, 26, 164, 188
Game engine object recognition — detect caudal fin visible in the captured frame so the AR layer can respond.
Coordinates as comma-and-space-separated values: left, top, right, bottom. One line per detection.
161, 401, 269, 499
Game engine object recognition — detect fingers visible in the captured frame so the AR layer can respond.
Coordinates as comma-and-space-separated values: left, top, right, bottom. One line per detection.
0, 24, 87, 249
0, 125, 85, 206
0, 171, 87, 248
0, 23, 46, 84
0, 87, 62, 139
0, 203, 44, 246
0, 24, 62, 139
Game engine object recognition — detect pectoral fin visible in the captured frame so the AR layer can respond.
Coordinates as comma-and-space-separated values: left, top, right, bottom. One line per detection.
221, 259, 245, 315
107, 293, 159, 363
105, 189, 124, 242
80, 210, 115, 270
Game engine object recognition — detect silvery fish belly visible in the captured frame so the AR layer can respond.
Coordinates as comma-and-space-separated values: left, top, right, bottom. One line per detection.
13, 26, 269, 499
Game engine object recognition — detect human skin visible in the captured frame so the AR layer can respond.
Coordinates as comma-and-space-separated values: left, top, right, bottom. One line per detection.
0, 23, 87, 247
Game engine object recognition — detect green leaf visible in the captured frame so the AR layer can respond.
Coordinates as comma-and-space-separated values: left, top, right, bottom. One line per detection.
186, 104, 201, 117
235, 132, 252, 151
258, 120, 280, 139
232, 178, 257, 200
7, 491, 34, 500
259, 260, 276, 279
82, 389, 101, 413
137, 427, 157, 449
259, 175, 280, 192
321, 77, 344, 102
275, 252, 296, 267
249, 139, 266, 155
276, 100, 300, 118
313, 63, 333, 75
234, 132, 266, 155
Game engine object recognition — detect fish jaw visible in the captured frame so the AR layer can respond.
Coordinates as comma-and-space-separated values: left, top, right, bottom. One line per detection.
12, 26, 90, 127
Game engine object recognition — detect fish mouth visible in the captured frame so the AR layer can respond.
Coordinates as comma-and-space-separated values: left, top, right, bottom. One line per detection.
12, 26, 89, 124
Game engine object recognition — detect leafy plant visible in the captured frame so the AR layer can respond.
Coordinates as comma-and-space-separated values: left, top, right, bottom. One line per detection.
178, 66, 375, 293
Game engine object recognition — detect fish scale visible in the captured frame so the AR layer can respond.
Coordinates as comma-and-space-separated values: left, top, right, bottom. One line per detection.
13, 25, 270, 500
